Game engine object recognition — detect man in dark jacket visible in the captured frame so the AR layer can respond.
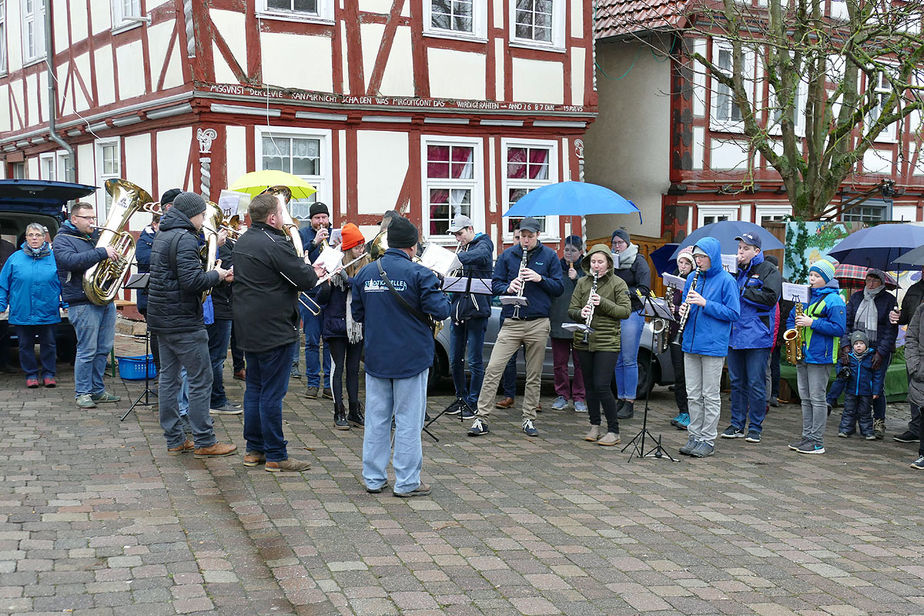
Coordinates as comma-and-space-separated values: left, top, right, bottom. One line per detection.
148, 192, 235, 459
444, 214, 494, 419
352, 216, 450, 496
721, 233, 782, 443
234, 193, 325, 472
54, 201, 120, 409
469, 217, 563, 438
207, 239, 242, 415
890, 269, 924, 443
296, 202, 333, 396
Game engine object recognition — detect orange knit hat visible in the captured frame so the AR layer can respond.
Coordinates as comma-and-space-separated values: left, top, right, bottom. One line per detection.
340, 223, 365, 251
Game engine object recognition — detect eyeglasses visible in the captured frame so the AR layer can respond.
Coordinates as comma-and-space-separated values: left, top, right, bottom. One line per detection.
74, 215, 97, 221
26, 233, 44, 238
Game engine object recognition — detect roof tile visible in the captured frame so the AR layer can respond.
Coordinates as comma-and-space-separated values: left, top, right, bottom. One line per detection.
594, 0, 691, 39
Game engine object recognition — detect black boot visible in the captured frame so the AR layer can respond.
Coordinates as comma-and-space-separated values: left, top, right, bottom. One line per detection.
616, 400, 634, 420
347, 401, 365, 428
334, 403, 350, 430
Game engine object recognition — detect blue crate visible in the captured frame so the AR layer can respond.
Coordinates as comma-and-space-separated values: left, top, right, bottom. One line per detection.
117, 355, 157, 380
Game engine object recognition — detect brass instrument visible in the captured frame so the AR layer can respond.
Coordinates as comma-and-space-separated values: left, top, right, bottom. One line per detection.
672, 267, 700, 345
199, 200, 225, 303
83, 178, 152, 305
783, 297, 804, 364
265, 186, 304, 257
511, 247, 530, 319
651, 314, 670, 354
582, 271, 599, 344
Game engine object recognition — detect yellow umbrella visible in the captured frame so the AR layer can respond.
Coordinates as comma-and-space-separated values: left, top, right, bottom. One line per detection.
228, 170, 317, 200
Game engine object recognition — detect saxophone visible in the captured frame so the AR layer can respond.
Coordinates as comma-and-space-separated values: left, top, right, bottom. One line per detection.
672, 267, 700, 345
783, 299, 805, 364
582, 271, 599, 344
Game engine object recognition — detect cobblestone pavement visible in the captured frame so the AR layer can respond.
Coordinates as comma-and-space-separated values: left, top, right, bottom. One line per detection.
1, 333, 923, 615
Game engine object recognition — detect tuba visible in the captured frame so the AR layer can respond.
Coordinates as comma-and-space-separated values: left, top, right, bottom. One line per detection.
199, 200, 225, 303
82, 178, 152, 305
265, 185, 304, 257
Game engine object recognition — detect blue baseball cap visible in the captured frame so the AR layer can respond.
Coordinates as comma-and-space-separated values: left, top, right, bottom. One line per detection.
735, 232, 761, 249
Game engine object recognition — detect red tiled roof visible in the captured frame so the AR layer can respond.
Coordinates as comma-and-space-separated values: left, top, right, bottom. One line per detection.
594, 0, 691, 39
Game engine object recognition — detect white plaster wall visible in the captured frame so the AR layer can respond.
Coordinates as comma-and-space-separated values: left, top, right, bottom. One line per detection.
156, 128, 193, 190
116, 41, 146, 100
27, 158, 38, 179
359, 0, 392, 12
570, 48, 585, 106
53, 3, 71, 51
147, 21, 183, 90
340, 22, 350, 94
494, 39, 504, 101
5, 0, 21, 72
380, 27, 414, 96
210, 9, 247, 83
25, 73, 38, 126
692, 126, 704, 170
0, 84, 9, 133
9, 79, 24, 131
147, 0, 172, 8
582, 39, 671, 238
213, 43, 238, 85
73, 53, 92, 112
356, 131, 408, 215
863, 148, 893, 174
261, 33, 333, 92
94, 45, 116, 106
429, 49, 486, 100
512, 58, 563, 104
570, 0, 584, 39
360, 23, 385, 94
76, 144, 94, 188
913, 144, 924, 175
710, 139, 750, 170
893, 205, 916, 221
37, 73, 48, 125
91, 1, 112, 35
225, 126, 246, 192
124, 134, 153, 232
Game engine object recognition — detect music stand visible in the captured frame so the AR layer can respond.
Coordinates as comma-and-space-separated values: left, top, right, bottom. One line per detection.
621, 294, 677, 462
121, 273, 156, 421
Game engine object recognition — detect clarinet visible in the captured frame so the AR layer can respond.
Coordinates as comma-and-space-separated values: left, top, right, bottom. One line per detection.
583, 271, 599, 344
672, 267, 700, 345
512, 247, 529, 319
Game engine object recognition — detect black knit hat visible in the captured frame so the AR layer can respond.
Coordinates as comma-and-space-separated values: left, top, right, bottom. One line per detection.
309, 202, 329, 218
160, 188, 182, 206
387, 216, 419, 249
172, 192, 206, 219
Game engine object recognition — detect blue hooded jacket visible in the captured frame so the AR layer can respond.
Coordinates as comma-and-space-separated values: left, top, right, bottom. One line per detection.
729, 250, 782, 349
844, 348, 884, 397
0, 243, 62, 325
786, 280, 846, 364
680, 236, 740, 357
493, 241, 563, 320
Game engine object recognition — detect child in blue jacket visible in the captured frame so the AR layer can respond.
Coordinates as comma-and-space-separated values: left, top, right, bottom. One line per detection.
837, 331, 882, 439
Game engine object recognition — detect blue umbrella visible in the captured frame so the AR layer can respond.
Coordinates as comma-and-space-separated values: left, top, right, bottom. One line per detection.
650, 243, 679, 276
669, 221, 783, 259
502, 181, 642, 223
828, 223, 924, 270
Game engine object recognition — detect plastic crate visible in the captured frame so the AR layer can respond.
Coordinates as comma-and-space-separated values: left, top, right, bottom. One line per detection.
117, 355, 157, 381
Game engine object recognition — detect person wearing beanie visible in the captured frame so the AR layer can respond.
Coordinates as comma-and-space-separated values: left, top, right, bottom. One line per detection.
296, 200, 334, 397
443, 214, 494, 420
351, 216, 450, 497
148, 191, 237, 459
316, 222, 367, 430
469, 216, 564, 438
720, 233, 782, 444
786, 257, 846, 455
549, 235, 587, 412
160, 188, 182, 207
667, 246, 696, 430
836, 330, 881, 440
609, 227, 651, 420
841, 267, 898, 439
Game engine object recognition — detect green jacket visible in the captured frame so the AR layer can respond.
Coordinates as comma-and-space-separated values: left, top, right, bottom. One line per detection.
568, 248, 632, 352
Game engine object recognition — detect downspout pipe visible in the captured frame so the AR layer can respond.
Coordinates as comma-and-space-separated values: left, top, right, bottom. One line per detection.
45, 2, 75, 183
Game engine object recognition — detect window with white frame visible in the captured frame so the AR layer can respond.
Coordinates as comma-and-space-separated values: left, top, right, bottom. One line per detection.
111, 0, 143, 30
697, 204, 738, 228
258, 128, 331, 221
11, 162, 24, 179
21, 0, 45, 64
842, 199, 890, 223
502, 139, 558, 237
510, 0, 564, 49
422, 137, 482, 238
96, 139, 121, 220
40, 153, 55, 180
867, 69, 898, 142
770, 60, 807, 137
258, 0, 334, 22
755, 205, 791, 226
56, 152, 70, 182
425, 0, 487, 39
713, 44, 743, 128
0, 0, 7, 75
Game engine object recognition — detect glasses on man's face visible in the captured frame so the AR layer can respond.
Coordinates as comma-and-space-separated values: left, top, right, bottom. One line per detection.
74, 215, 97, 221
26, 233, 44, 238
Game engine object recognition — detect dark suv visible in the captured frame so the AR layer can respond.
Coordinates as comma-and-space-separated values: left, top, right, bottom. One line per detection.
0, 179, 97, 363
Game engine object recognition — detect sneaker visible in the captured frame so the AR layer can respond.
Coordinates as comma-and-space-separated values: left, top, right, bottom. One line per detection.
690, 441, 715, 458
769, 398, 780, 407
573, 400, 587, 413
459, 403, 476, 420
837, 432, 850, 438
911, 456, 924, 470
721, 425, 745, 439
321, 388, 333, 400
745, 431, 761, 443
303, 386, 319, 399
551, 396, 569, 411
616, 400, 634, 419
289, 365, 301, 379
522, 419, 538, 437
91, 390, 121, 403
366, 481, 389, 494
873, 418, 886, 440
675, 413, 690, 430
233, 369, 246, 381
265, 457, 311, 472
444, 399, 463, 415
669, 412, 684, 427
796, 441, 825, 454
597, 432, 621, 446
584, 425, 602, 442
210, 403, 243, 415
243, 451, 266, 467
679, 437, 698, 455
893, 430, 919, 443
26, 377, 39, 388
43, 376, 56, 388
863, 433, 877, 441
393, 483, 431, 498
789, 438, 809, 451
167, 439, 194, 456
193, 442, 238, 458
826, 403, 833, 416
468, 418, 488, 436
76, 394, 97, 409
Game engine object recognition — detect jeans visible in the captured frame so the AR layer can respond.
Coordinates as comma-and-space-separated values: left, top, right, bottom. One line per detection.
297, 305, 331, 387
68, 302, 116, 397
158, 329, 215, 450
684, 353, 725, 446
244, 342, 295, 463
839, 392, 873, 436
728, 347, 771, 434
230, 323, 245, 372
362, 369, 428, 494
450, 318, 487, 408
206, 318, 233, 407
476, 319, 550, 420
767, 346, 781, 401
797, 362, 830, 445
328, 337, 362, 409
552, 338, 585, 402
669, 343, 688, 413
614, 311, 643, 400
14, 324, 57, 378
577, 350, 619, 433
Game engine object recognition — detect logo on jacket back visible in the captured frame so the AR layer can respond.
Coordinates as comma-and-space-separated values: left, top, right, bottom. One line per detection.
364, 279, 408, 292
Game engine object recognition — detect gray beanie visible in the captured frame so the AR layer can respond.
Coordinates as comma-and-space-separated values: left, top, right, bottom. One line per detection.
172, 192, 206, 219
850, 331, 869, 346
611, 229, 630, 244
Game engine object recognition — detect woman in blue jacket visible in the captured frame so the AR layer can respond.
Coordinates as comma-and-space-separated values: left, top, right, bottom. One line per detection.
0, 223, 62, 388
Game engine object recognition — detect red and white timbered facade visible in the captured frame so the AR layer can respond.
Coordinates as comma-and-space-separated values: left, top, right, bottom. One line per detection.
0, 0, 597, 252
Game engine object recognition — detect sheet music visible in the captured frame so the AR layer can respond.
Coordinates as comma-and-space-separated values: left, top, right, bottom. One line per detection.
217, 190, 247, 218
782, 282, 810, 303
721, 254, 738, 274
662, 272, 685, 291
420, 243, 461, 277
313, 246, 344, 273
443, 276, 492, 295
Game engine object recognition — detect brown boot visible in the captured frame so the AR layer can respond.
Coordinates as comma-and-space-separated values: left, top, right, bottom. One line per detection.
495, 396, 514, 409
583, 425, 602, 442
243, 451, 266, 467
193, 442, 237, 458
168, 439, 194, 456
265, 458, 311, 473
598, 432, 621, 446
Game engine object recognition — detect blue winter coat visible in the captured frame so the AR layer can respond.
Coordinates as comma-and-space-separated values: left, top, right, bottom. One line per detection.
298, 224, 332, 263
53, 221, 110, 306
844, 349, 884, 397
450, 233, 494, 323
0, 244, 62, 325
134, 226, 155, 314
680, 236, 740, 357
785, 281, 846, 364
493, 242, 564, 320
352, 249, 451, 379
729, 251, 782, 349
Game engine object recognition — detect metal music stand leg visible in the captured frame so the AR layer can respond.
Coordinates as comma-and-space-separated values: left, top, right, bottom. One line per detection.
121, 332, 156, 421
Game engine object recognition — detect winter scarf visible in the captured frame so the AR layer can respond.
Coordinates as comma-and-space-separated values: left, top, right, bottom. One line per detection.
855, 284, 885, 342
614, 243, 638, 270
22, 241, 51, 259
